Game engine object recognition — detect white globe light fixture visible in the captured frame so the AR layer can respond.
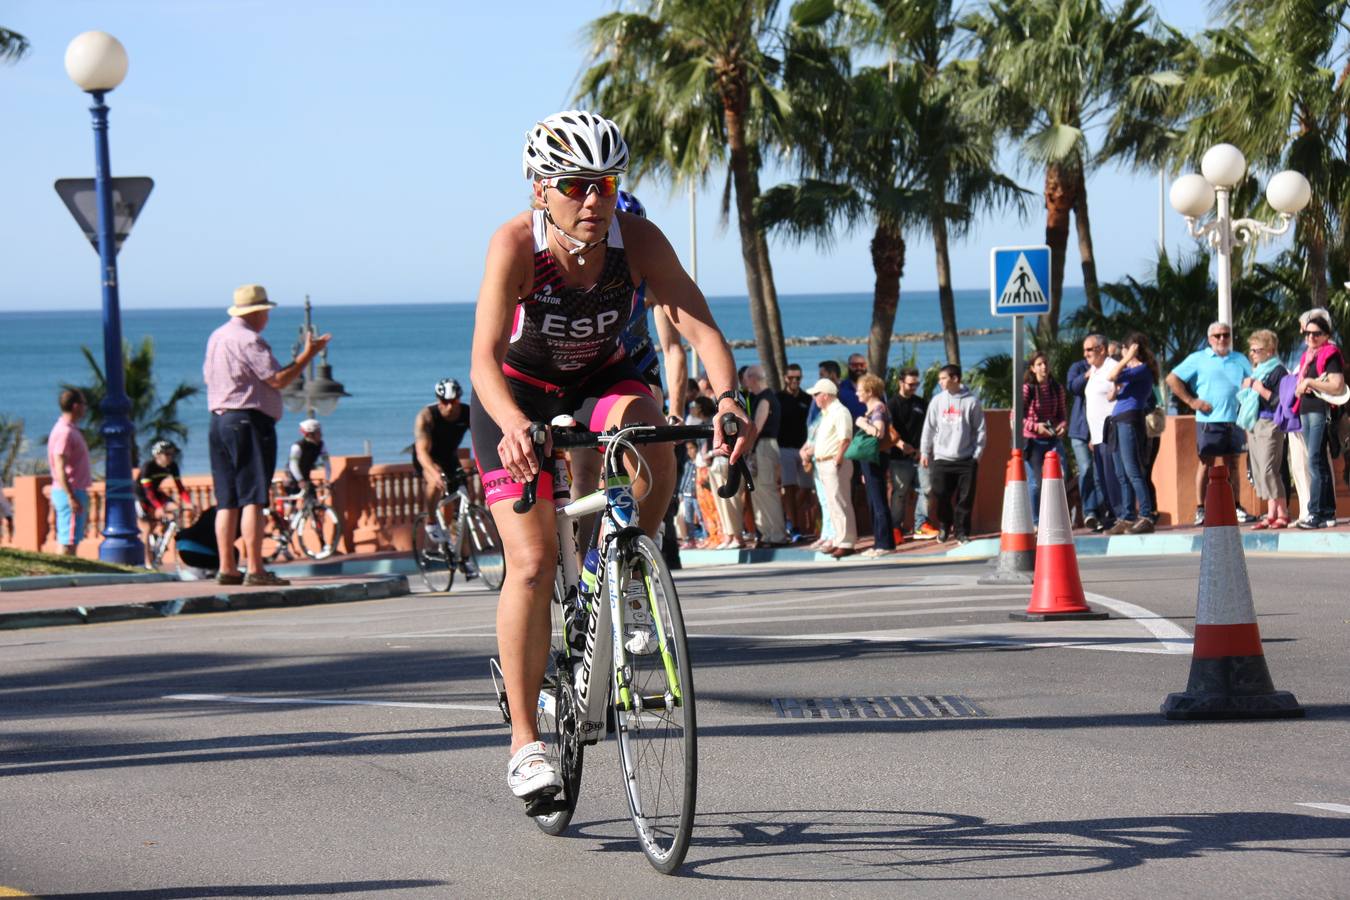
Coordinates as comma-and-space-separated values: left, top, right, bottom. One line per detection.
64, 31, 128, 92
1200, 143, 1247, 188
1266, 170, 1312, 215
1171, 145, 1310, 328
1168, 174, 1216, 219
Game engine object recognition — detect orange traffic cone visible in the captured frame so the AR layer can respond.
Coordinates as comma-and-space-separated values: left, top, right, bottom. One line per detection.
1162, 465, 1303, 719
980, 449, 1035, 585
1011, 450, 1108, 621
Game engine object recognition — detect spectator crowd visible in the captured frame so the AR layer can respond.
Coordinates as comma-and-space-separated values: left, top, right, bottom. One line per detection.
671, 307, 1345, 553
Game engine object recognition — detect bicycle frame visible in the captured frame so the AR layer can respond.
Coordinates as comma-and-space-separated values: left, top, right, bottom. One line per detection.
541, 427, 683, 744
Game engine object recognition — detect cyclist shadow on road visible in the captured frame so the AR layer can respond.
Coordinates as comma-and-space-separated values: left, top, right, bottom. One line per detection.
568, 807, 1350, 883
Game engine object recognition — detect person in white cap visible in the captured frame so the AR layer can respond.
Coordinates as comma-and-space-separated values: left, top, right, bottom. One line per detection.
202, 284, 331, 586
800, 377, 857, 558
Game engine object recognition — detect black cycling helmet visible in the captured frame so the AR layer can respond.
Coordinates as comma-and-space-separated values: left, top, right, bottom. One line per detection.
435, 378, 463, 401
616, 190, 646, 218
150, 439, 178, 457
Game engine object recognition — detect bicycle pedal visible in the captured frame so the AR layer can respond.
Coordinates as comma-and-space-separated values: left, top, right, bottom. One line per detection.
523, 789, 567, 817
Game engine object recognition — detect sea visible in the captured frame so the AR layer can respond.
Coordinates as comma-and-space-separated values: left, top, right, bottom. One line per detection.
2, 287, 1087, 476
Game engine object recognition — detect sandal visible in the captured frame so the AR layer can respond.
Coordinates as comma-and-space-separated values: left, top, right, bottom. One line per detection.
506, 741, 561, 800
1250, 518, 1271, 531
1269, 517, 1289, 529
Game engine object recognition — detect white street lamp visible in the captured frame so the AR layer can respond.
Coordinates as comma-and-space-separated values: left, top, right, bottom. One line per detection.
1170, 143, 1311, 327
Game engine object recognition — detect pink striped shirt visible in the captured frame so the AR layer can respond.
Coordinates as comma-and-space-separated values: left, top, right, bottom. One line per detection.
203, 317, 284, 421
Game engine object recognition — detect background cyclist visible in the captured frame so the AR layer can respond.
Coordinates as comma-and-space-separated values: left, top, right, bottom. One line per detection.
136, 439, 192, 566
282, 418, 331, 501
469, 110, 753, 805
412, 378, 473, 541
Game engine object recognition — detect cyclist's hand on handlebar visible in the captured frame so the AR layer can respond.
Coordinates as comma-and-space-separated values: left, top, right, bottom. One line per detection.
428, 467, 446, 494
498, 415, 550, 484
712, 404, 755, 463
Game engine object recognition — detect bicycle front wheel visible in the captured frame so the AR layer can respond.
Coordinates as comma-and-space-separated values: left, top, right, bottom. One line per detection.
412, 514, 453, 593
297, 503, 343, 560
464, 504, 505, 590
613, 534, 696, 874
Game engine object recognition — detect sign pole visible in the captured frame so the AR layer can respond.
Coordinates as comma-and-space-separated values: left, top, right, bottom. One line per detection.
1012, 314, 1024, 452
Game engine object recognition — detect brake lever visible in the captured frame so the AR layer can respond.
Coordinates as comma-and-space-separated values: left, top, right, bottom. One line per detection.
715, 412, 755, 497
512, 424, 550, 514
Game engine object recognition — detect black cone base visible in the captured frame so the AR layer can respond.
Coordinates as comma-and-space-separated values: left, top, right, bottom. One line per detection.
1162, 654, 1304, 720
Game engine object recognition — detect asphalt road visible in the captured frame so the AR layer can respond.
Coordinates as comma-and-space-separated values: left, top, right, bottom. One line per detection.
1, 552, 1347, 898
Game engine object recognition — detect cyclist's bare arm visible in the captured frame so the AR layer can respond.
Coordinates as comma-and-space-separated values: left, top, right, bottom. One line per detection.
625, 216, 753, 460
470, 213, 545, 486
653, 305, 687, 418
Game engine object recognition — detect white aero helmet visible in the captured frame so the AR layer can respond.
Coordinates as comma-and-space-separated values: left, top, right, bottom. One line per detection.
299, 418, 322, 434
522, 110, 629, 180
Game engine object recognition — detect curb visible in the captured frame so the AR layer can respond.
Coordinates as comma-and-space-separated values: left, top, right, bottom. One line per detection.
0, 575, 410, 631
0, 572, 177, 593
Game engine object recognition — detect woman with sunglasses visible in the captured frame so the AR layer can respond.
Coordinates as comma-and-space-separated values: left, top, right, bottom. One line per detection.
469, 110, 753, 805
1292, 309, 1345, 529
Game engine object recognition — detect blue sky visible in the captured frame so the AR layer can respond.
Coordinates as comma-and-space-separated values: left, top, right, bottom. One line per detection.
1, 0, 1248, 312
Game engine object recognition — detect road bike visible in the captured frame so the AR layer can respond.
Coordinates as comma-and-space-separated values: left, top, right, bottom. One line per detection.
490, 415, 750, 874
264, 482, 343, 562
412, 466, 505, 593
144, 503, 185, 571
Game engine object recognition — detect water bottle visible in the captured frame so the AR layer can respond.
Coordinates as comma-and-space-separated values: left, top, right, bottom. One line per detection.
567, 549, 601, 660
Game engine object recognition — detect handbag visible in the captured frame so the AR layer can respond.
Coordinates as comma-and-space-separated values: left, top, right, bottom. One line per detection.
1144, 407, 1166, 438
844, 431, 880, 464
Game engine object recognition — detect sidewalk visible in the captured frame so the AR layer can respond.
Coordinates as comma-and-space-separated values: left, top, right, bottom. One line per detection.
3, 519, 1344, 632
0, 570, 409, 630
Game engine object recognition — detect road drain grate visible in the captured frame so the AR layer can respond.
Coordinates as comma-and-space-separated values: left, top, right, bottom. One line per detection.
772, 696, 986, 719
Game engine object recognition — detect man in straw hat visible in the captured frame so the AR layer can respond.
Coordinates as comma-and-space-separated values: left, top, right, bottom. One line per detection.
203, 284, 332, 585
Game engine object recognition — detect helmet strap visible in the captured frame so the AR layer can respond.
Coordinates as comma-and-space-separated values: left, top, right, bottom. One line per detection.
542, 206, 605, 266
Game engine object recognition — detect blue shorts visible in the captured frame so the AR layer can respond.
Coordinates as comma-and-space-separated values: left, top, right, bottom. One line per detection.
209, 409, 278, 508
1196, 421, 1246, 459
52, 488, 90, 547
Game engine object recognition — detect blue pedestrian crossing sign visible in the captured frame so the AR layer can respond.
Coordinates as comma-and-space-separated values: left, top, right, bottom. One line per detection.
990, 245, 1051, 316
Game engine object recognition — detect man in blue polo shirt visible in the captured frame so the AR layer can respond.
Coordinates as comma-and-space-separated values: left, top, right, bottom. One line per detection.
1166, 321, 1254, 525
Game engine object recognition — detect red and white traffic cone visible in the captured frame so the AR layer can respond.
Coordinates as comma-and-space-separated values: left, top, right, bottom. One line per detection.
980, 449, 1035, 585
1011, 450, 1108, 621
1162, 464, 1303, 719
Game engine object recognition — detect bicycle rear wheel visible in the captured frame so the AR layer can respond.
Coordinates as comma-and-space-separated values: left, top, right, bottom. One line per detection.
534, 583, 583, 835
412, 513, 453, 593
613, 534, 696, 873
297, 503, 343, 560
464, 504, 505, 590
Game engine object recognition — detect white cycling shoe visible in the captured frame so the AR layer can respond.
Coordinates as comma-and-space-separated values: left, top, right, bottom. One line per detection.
624, 582, 659, 655
507, 741, 562, 800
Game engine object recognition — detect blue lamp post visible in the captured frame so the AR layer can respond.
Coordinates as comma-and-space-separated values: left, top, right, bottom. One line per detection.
65, 31, 142, 564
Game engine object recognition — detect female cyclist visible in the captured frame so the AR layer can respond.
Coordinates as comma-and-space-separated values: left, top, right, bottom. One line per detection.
469, 110, 753, 804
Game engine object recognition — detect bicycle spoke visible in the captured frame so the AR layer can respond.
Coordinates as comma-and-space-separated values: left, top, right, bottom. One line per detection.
613, 535, 696, 874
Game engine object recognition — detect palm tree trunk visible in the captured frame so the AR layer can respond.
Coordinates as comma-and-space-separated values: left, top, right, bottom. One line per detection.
753, 224, 788, 388
1074, 174, 1101, 313
1040, 161, 1077, 341
1306, 226, 1329, 309
931, 212, 960, 368
868, 220, 905, 377
723, 84, 784, 389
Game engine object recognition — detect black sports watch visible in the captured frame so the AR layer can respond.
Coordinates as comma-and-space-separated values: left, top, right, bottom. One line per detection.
715, 390, 740, 405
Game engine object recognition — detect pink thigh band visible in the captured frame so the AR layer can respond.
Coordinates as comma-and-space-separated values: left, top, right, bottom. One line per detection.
479, 466, 555, 508
588, 380, 654, 431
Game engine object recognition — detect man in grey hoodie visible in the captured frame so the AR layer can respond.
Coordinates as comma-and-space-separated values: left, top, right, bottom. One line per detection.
920, 365, 987, 543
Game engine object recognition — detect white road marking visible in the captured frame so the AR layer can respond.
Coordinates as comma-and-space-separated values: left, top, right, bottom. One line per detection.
163, 693, 498, 712
1083, 592, 1193, 652
1296, 802, 1350, 815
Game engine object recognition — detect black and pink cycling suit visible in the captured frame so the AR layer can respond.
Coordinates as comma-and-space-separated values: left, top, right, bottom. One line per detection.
472, 210, 653, 506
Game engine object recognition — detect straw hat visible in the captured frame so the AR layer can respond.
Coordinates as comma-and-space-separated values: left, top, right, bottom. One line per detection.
228, 284, 277, 317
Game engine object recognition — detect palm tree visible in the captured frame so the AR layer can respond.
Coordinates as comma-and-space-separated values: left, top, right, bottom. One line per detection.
1171, 1, 1350, 308
61, 337, 199, 468
0, 27, 29, 63
791, 0, 1026, 369
963, 0, 1169, 339
579, 0, 791, 387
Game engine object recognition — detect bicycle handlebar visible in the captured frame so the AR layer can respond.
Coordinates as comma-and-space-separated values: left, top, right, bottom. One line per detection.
511, 413, 753, 514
